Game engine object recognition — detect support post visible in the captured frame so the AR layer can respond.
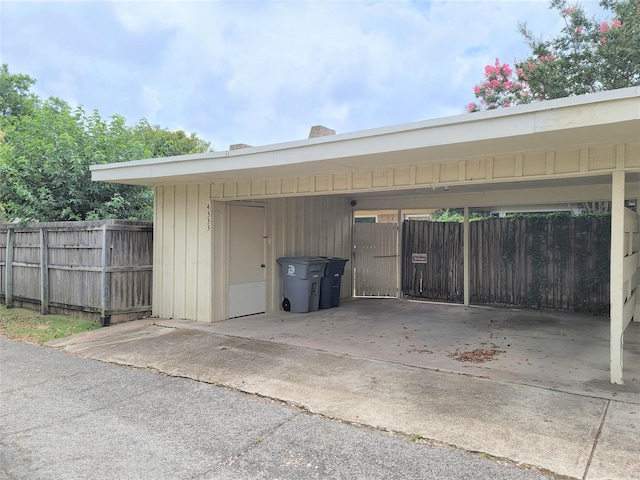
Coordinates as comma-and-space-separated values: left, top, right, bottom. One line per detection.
610, 170, 625, 384
100, 225, 111, 326
636, 198, 640, 324
463, 207, 470, 307
39, 228, 49, 314
5, 227, 14, 308
397, 208, 402, 298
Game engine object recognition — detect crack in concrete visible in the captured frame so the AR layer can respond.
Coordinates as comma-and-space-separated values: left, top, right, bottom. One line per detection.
213, 411, 304, 470
582, 399, 610, 480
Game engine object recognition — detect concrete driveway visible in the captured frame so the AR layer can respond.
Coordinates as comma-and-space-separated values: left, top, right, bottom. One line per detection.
50, 298, 640, 479
168, 298, 640, 403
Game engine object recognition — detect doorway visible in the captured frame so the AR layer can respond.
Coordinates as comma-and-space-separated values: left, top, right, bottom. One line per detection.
228, 204, 266, 317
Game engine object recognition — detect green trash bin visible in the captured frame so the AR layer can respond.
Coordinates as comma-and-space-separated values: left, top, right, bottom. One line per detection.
277, 257, 329, 313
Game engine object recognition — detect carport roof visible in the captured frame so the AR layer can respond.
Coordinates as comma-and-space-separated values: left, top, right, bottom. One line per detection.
90, 87, 640, 187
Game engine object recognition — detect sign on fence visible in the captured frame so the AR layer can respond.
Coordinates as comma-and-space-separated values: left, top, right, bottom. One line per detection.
411, 253, 427, 264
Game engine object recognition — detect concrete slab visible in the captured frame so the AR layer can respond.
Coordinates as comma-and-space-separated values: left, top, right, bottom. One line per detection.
184, 298, 640, 403
49, 299, 640, 478
587, 401, 640, 480
52, 324, 615, 479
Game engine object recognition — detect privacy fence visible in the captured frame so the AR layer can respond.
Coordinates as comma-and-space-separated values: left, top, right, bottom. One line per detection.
402, 214, 611, 314
0, 220, 153, 325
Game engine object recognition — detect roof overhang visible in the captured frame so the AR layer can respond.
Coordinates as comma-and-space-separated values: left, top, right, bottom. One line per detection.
91, 87, 640, 187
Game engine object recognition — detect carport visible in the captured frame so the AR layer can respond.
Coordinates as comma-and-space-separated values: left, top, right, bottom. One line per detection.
91, 87, 640, 384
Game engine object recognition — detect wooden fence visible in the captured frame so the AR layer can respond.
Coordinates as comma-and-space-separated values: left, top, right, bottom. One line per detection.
0, 220, 153, 325
402, 215, 611, 313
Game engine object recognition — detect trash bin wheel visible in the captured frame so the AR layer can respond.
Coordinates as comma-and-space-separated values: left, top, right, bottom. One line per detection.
282, 298, 291, 312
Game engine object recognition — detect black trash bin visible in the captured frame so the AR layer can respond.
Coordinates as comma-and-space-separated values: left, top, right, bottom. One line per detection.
319, 257, 349, 309
276, 257, 329, 313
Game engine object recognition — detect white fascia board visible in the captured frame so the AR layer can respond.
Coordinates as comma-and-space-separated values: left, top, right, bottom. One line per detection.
90, 87, 640, 185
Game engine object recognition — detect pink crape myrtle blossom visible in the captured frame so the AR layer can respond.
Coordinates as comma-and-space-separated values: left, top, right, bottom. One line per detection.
467, 57, 532, 112
467, 0, 636, 113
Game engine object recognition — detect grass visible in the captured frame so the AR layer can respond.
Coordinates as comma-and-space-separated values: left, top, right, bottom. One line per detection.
0, 304, 100, 345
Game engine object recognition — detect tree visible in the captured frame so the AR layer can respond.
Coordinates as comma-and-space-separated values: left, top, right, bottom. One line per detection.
468, 0, 639, 112
466, 58, 533, 112
0, 98, 154, 221
0, 66, 212, 222
133, 119, 211, 158
0, 64, 38, 121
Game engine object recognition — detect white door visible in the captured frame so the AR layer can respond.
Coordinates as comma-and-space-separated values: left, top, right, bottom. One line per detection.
228, 204, 266, 317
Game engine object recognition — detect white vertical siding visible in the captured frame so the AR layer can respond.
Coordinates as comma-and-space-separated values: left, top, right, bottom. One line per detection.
154, 190, 352, 322
266, 196, 352, 312
153, 184, 212, 322
211, 200, 228, 322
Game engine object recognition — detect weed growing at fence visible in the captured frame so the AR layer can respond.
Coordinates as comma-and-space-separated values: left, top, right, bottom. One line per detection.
0, 305, 99, 344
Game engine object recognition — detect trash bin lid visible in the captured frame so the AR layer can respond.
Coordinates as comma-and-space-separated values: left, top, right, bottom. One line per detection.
322, 257, 349, 276
277, 256, 330, 265
277, 256, 329, 279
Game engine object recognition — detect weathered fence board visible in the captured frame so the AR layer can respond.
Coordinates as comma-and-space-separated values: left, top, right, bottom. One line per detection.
0, 220, 152, 324
402, 220, 463, 301
402, 216, 611, 313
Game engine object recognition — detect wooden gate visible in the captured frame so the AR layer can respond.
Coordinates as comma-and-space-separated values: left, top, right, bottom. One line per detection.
401, 220, 463, 302
401, 217, 610, 310
353, 223, 399, 297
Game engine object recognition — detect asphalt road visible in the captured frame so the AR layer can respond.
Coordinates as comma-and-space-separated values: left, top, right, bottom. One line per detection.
0, 337, 553, 480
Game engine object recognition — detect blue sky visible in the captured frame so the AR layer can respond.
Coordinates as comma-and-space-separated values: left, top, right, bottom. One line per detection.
1, 0, 606, 152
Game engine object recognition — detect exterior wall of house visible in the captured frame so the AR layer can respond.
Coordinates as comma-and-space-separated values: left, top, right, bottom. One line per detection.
153, 183, 213, 322
153, 186, 352, 322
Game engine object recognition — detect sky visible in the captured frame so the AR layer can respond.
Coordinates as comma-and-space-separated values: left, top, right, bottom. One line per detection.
1, 0, 607, 152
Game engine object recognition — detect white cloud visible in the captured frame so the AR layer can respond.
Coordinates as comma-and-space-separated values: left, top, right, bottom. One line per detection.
141, 84, 162, 121
2, 0, 610, 150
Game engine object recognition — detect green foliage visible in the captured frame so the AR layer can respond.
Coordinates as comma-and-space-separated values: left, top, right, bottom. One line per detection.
431, 208, 464, 222
469, 0, 640, 110
431, 208, 487, 222
134, 119, 211, 158
518, 0, 640, 100
0, 64, 38, 121
0, 65, 211, 222
0, 98, 153, 221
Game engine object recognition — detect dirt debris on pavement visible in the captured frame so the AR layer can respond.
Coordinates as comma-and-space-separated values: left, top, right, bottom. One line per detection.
448, 348, 506, 363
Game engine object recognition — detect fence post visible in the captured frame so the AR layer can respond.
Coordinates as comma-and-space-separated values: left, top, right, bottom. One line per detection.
100, 224, 111, 326
5, 227, 14, 308
39, 228, 49, 314
463, 207, 470, 307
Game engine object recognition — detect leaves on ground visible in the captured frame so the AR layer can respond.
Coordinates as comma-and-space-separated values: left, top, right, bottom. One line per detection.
448, 348, 505, 363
